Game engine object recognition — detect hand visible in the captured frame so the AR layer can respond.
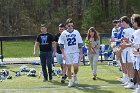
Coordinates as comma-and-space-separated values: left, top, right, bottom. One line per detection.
91, 48, 96, 54
33, 51, 37, 56
62, 53, 66, 60
80, 53, 83, 61
52, 52, 56, 57
133, 50, 139, 55
121, 37, 129, 42
110, 38, 115, 42
120, 42, 127, 49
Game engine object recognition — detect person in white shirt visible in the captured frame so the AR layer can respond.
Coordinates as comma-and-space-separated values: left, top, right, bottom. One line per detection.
131, 14, 140, 93
58, 18, 83, 87
120, 16, 135, 88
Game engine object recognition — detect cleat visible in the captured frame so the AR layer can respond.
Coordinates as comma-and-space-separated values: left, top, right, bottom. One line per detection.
124, 82, 135, 89
92, 75, 97, 80
132, 88, 140, 93
61, 77, 65, 83
68, 81, 73, 87
43, 79, 48, 82
64, 74, 67, 80
73, 75, 78, 85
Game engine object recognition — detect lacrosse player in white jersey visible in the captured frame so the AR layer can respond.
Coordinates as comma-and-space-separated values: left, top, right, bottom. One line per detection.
131, 15, 140, 93
120, 16, 135, 88
58, 18, 83, 87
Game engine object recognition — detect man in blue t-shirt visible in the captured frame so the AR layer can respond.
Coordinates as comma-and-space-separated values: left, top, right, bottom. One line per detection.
33, 24, 56, 82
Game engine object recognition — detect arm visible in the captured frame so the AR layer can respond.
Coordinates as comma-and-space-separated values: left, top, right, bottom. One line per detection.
78, 43, 83, 60
33, 41, 40, 56
52, 41, 56, 57
59, 44, 65, 60
111, 38, 122, 43
120, 42, 131, 50
96, 39, 100, 49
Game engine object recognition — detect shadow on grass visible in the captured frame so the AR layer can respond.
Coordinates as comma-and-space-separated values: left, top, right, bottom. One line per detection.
97, 77, 121, 84
45, 80, 114, 93
77, 87, 114, 93
48, 79, 68, 86
0, 65, 10, 69
76, 84, 114, 93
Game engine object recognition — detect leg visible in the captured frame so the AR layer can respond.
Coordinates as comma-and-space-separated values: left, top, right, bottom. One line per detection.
67, 64, 72, 79
46, 52, 52, 80
67, 64, 73, 87
61, 63, 67, 83
127, 63, 134, 79
40, 52, 48, 81
88, 54, 93, 70
92, 54, 99, 76
82, 54, 86, 65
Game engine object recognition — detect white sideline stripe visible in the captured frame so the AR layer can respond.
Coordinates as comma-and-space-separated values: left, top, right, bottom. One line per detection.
0, 84, 121, 91
3, 56, 109, 64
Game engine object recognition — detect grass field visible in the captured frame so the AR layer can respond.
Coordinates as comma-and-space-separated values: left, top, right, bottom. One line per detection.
2, 41, 37, 58
0, 62, 132, 93
2, 38, 110, 58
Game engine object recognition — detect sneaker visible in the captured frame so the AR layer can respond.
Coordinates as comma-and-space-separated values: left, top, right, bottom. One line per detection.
64, 74, 67, 80
124, 82, 135, 89
92, 75, 97, 80
132, 88, 140, 93
61, 77, 65, 83
121, 81, 129, 86
117, 77, 123, 81
73, 75, 78, 84
43, 79, 48, 82
68, 81, 73, 87
120, 78, 129, 84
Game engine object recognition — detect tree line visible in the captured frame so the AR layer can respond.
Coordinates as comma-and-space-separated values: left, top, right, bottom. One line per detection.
0, 0, 140, 36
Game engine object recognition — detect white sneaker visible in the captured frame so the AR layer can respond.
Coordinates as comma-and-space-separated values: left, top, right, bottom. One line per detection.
132, 88, 140, 93
121, 81, 129, 86
124, 82, 135, 89
118, 77, 128, 83
68, 81, 73, 87
118, 77, 124, 82
73, 75, 78, 84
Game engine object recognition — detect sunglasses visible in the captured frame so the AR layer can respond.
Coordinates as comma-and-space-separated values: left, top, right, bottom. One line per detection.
68, 25, 74, 27
59, 29, 64, 30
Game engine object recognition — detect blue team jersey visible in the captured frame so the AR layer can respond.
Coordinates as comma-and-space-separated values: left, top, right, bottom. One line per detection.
111, 26, 124, 46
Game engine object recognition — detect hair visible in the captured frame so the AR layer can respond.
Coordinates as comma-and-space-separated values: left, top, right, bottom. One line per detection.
59, 23, 65, 28
131, 14, 140, 18
120, 16, 131, 24
134, 15, 140, 27
86, 27, 99, 41
112, 20, 117, 23
41, 24, 47, 27
66, 18, 73, 24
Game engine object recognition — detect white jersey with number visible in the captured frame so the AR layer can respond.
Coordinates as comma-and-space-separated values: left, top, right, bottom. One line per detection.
132, 29, 140, 45
132, 29, 140, 70
122, 27, 134, 51
132, 29, 140, 56
58, 29, 83, 54
122, 28, 134, 42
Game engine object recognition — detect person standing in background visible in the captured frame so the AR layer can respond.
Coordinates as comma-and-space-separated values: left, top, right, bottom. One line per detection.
33, 24, 56, 82
54, 23, 67, 83
130, 14, 140, 93
85, 27, 100, 80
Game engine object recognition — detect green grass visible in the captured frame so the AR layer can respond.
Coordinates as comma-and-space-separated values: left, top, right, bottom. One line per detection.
2, 41, 38, 58
0, 62, 132, 93
1, 38, 110, 58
